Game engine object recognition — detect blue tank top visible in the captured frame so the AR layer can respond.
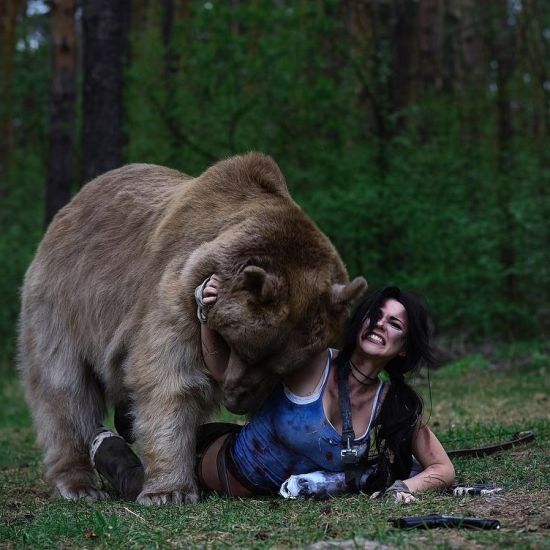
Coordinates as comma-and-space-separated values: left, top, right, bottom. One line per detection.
231, 350, 385, 493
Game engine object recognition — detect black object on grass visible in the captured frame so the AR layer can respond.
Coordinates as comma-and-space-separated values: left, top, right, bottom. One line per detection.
391, 515, 500, 530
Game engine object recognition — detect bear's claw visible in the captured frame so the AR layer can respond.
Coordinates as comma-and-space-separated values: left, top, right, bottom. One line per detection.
55, 482, 110, 501
137, 490, 199, 506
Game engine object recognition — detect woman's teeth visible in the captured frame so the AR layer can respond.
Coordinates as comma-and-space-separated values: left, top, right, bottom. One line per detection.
366, 333, 385, 345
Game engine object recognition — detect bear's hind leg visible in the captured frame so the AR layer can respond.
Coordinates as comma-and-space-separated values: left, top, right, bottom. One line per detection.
21, 332, 109, 501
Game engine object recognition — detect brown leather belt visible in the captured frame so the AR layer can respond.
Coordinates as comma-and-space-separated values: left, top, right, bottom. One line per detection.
216, 432, 235, 496
196, 425, 256, 497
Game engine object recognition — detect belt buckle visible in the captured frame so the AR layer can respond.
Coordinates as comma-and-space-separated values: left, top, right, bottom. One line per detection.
341, 436, 359, 464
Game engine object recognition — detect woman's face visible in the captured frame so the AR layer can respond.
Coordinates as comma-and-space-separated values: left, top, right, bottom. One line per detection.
355, 298, 408, 363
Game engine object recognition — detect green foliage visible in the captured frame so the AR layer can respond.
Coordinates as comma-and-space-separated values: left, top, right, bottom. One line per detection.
1, 1, 550, 368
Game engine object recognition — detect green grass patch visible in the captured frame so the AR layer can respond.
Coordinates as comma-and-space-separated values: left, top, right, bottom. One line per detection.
1, 347, 548, 549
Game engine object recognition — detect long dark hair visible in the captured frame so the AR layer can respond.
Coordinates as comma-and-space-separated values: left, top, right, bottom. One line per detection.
334, 286, 436, 492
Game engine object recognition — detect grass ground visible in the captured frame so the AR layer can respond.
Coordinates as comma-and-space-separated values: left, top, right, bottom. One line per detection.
1, 344, 549, 549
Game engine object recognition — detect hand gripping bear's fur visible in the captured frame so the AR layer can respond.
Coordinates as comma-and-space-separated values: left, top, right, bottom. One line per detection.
18, 153, 366, 505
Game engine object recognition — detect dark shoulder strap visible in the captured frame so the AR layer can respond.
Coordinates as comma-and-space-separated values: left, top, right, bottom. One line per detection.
338, 361, 360, 491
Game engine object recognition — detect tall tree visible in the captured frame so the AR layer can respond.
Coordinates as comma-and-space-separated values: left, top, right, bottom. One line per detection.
45, 0, 77, 225
455, 0, 485, 89
0, 0, 26, 181
491, 0, 519, 304
81, 0, 130, 183
521, 0, 550, 150
417, 0, 443, 94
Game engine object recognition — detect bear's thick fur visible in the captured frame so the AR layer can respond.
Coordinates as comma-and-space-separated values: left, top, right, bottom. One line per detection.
18, 153, 366, 504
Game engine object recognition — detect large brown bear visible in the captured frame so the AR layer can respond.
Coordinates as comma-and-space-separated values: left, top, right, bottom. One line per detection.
18, 153, 366, 505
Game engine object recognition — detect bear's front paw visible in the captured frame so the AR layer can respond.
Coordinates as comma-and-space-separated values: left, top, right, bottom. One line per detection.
136, 489, 199, 506
55, 481, 110, 502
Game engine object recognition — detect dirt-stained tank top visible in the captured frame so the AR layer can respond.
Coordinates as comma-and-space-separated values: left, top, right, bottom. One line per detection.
231, 349, 385, 493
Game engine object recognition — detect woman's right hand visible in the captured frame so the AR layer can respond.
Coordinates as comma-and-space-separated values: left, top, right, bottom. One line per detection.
202, 274, 220, 305
198, 274, 230, 381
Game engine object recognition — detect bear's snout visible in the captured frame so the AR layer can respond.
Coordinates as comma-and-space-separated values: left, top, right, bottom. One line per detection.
223, 393, 250, 415
222, 350, 278, 414
222, 376, 271, 414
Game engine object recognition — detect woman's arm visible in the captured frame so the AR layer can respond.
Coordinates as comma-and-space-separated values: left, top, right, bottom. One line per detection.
370, 424, 454, 503
201, 325, 230, 382
405, 424, 455, 493
199, 275, 230, 382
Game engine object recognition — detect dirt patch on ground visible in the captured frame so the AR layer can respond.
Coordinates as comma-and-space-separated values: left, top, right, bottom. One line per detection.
451, 491, 550, 532
370, 491, 550, 549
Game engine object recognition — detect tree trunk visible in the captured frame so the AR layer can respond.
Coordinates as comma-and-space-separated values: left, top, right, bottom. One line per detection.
417, 0, 443, 94
456, 0, 485, 89
521, 0, 550, 151
46, 0, 77, 226
0, 0, 26, 181
389, 0, 419, 122
161, 0, 175, 76
492, 1, 518, 305
81, 0, 131, 183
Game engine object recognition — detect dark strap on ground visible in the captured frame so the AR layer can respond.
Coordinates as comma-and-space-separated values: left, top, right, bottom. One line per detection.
447, 431, 535, 458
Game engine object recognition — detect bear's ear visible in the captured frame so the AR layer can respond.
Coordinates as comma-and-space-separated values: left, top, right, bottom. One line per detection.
235, 265, 280, 303
330, 277, 368, 308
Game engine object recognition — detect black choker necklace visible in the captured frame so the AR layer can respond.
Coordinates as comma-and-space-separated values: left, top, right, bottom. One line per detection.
349, 360, 378, 386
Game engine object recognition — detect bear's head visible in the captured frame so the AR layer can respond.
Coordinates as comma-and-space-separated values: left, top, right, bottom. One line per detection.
205, 202, 367, 413
209, 264, 366, 413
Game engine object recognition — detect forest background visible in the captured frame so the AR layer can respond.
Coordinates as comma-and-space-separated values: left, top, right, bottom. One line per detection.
1, 0, 549, 373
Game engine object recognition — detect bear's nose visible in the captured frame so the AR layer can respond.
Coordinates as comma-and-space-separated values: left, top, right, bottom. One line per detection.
223, 394, 249, 415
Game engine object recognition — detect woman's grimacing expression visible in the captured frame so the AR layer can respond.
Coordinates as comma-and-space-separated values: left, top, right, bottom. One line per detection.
353, 298, 408, 363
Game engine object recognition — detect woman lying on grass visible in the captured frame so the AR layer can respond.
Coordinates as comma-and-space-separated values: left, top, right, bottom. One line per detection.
90, 279, 454, 503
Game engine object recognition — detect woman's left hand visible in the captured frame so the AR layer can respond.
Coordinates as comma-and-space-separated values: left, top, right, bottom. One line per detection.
394, 491, 416, 503
370, 480, 416, 503
369, 490, 416, 503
